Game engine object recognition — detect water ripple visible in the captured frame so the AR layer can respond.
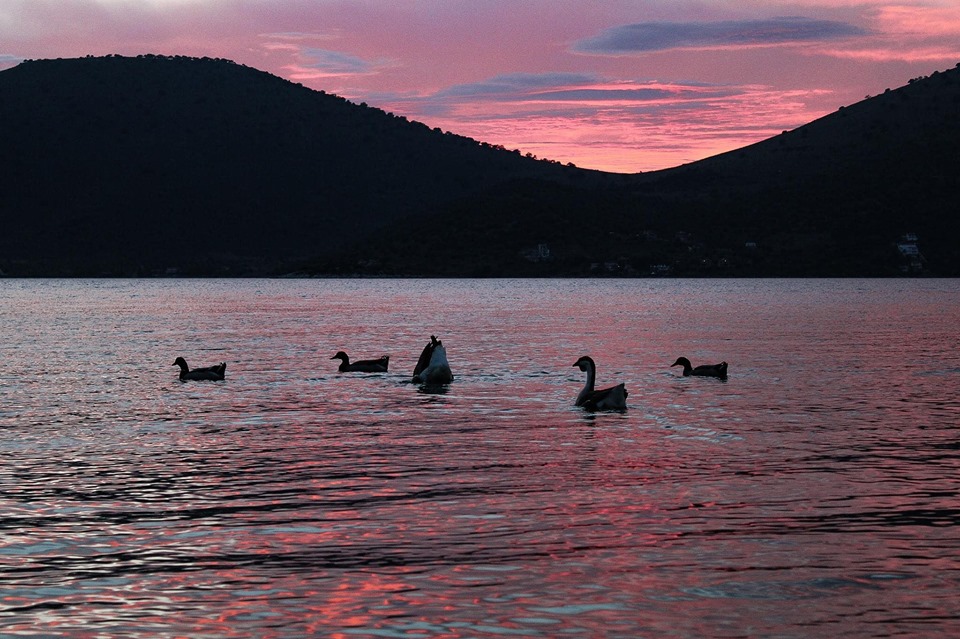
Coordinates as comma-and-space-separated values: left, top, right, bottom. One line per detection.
1, 279, 959, 638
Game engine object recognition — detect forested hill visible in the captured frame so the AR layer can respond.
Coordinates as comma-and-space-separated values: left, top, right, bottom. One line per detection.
337, 62, 960, 276
1, 55, 958, 276
661, 62, 960, 276
0, 55, 592, 276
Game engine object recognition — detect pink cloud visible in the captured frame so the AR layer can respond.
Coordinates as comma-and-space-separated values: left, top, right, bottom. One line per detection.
372, 74, 838, 172
875, 4, 960, 36
797, 4, 960, 63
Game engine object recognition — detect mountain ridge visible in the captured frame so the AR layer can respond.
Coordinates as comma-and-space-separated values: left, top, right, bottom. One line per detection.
340, 61, 960, 276
0, 54, 592, 275
1, 55, 958, 276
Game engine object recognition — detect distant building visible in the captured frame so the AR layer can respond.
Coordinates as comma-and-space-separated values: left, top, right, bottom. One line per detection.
521, 243, 552, 262
895, 233, 924, 274
897, 233, 920, 257
897, 243, 919, 257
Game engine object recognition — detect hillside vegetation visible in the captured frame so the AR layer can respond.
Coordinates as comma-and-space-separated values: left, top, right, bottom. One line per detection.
1, 55, 958, 276
0, 55, 586, 275
340, 63, 960, 276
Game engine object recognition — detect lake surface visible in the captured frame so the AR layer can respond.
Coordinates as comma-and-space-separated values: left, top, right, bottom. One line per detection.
1, 278, 959, 638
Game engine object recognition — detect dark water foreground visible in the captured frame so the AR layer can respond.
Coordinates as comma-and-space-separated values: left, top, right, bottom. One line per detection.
1, 279, 958, 638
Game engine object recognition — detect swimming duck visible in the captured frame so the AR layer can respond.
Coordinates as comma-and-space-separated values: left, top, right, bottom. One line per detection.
331, 351, 389, 373
412, 335, 454, 384
173, 356, 226, 381
671, 357, 728, 378
572, 356, 628, 410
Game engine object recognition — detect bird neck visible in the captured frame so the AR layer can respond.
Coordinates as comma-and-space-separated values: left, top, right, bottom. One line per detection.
583, 365, 596, 392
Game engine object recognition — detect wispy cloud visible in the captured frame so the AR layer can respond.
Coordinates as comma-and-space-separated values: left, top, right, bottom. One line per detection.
299, 48, 380, 75
273, 46, 396, 82
373, 71, 833, 171
410, 72, 740, 114
875, 4, 960, 37
260, 31, 340, 42
0, 53, 23, 68
575, 17, 868, 54
435, 72, 601, 99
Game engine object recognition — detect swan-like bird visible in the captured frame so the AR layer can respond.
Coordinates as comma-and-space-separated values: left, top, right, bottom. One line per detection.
572, 355, 627, 410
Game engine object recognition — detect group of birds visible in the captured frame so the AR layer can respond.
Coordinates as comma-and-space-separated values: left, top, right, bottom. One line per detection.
571, 355, 728, 411
173, 336, 727, 412
172, 335, 454, 385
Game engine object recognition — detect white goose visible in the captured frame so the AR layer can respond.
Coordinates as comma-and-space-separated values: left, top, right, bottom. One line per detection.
412, 335, 454, 384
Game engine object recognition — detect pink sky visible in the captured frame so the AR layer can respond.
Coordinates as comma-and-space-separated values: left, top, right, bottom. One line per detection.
2, 0, 958, 173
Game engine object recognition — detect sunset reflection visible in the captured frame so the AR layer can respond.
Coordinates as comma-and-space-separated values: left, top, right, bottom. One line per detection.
1, 280, 959, 637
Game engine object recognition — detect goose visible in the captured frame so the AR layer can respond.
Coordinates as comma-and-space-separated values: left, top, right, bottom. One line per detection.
173, 356, 226, 381
671, 357, 728, 378
412, 335, 454, 384
572, 356, 627, 410
331, 351, 389, 373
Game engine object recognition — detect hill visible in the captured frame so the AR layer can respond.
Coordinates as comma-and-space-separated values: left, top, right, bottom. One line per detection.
633, 64, 960, 276
0, 55, 593, 276
331, 63, 960, 277
1, 55, 958, 276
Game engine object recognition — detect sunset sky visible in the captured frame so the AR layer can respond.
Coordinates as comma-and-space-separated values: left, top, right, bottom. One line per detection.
2, 1, 959, 173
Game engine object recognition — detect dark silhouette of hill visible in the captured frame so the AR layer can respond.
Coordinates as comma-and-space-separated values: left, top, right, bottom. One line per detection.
630, 63, 960, 276
2, 55, 958, 276
329, 62, 960, 276
0, 54, 590, 275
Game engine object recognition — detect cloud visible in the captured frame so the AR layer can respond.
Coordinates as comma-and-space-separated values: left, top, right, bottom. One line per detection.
422, 72, 739, 110
435, 72, 601, 98
575, 17, 868, 54
381, 71, 751, 124
875, 5, 960, 37
260, 32, 339, 42
277, 46, 396, 82
818, 44, 960, 63
299, 48, 378, 75
368, 69, 840, 171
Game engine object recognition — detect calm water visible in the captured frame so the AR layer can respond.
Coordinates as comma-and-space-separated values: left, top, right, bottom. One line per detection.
1, 278, 959, 638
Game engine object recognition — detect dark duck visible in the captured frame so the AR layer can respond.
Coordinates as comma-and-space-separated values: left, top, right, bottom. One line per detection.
671, 357, 728, 378
331, 351, 389, 373
412, 335, 453, 384
173, 356, 226, 381
573, 356, 627, 410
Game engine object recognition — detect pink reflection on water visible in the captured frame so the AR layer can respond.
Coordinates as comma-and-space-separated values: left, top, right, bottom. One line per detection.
2, 280, 960, 637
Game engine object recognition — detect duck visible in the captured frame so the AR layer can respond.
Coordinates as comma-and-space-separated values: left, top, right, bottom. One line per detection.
572, 356, 628, 410
412, 335, 454, 384
671, 356, 728, 378
331, 351, 389, 373
173, 356, 226, 381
